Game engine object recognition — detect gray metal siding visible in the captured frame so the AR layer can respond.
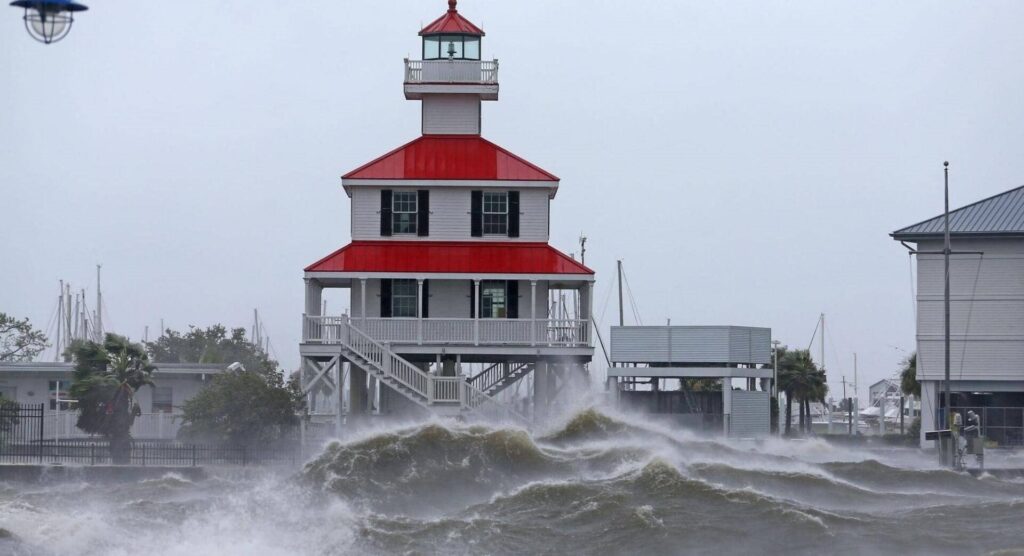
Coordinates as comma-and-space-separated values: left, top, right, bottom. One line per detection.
729, 390, 770, 438
422, 95, 480, 135
351, 187, 549, 242
610, 326, 772, 364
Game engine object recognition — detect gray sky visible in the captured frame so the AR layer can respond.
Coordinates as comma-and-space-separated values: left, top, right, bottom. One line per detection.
3, 1, 1023, 400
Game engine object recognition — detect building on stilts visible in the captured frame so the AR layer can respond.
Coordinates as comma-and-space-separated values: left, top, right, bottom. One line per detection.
299, 0, 595, 430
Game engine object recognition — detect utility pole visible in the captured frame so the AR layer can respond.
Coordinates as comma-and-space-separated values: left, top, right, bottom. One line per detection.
579, 234, 587, 266
854, 353, 858, 434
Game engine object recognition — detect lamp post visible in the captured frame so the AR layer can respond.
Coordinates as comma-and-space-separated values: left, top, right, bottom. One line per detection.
9, 0, 88, 44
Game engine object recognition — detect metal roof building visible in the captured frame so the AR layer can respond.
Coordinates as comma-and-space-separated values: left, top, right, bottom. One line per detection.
891, 183, 1024, 449
891, 184, 1024, 239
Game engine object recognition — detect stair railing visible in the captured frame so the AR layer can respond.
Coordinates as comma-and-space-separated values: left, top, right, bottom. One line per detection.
340, 317, 430, 399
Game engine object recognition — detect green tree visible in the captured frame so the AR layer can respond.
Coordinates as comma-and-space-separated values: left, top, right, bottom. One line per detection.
900, 353, 919, 398
147, 325, 276, 378
67, 334, 155, 463
776, 347, 827, 436
153, 325, 304, 447
178, 365, 303, 447
899, 353, 920, 437
0, 313, 48, 362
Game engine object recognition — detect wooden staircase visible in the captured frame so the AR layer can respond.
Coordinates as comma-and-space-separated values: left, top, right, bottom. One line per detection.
333, 316, 527, 423
467, 362, 533, 397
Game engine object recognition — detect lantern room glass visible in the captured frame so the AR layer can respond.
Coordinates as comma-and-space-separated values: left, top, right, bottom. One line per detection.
422, 34, 481, 61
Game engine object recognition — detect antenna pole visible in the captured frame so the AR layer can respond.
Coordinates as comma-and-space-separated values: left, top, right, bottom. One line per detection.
55, 281, 63, 361
943, 161, 953, 466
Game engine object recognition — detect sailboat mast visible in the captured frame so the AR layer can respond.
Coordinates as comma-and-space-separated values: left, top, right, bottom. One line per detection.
617, 260, 624, 327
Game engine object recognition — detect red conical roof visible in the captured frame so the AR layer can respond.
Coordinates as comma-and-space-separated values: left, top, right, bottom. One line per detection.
420, 0, 484, 36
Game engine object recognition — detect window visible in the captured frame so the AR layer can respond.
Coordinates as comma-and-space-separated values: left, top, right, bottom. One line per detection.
423, 36, 441, 59
391, 279, 418, 318
152, 387, 173, 413
392, 191, 417, 234
464, 37, 480, 60
48, 380, 71, 410
423, 35, 481, 60
483, 192, 508, 235
481, 281, 506, 318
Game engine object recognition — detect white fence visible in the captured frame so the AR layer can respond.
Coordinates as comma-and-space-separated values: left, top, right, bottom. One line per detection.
42, 411, 184, 440
404, 59, 499, 84
304, 315, 590, 348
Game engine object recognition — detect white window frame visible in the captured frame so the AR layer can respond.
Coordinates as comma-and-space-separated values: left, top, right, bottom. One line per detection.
391, 279, 418, 318
392, 191, 418, 235
482, 191, 508, 235
480, 280, 507, 318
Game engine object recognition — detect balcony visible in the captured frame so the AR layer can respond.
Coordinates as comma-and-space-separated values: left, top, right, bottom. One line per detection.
303, 315, 590, 349
404, 59, 499, 100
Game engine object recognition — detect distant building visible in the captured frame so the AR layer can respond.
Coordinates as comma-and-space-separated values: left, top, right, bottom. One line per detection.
0, 362, 223, 440
892, 185, 1024, 447
608, 325, 773, 438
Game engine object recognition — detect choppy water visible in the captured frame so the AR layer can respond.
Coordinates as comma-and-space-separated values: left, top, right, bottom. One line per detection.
3, 408, 1024, 555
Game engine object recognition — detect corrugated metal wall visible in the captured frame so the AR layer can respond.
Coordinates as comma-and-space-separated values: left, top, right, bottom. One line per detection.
610, 326, 771, 364
729, 390, 770, 438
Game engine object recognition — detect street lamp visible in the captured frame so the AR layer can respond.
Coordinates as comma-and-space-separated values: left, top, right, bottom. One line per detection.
9, 0, 88, 44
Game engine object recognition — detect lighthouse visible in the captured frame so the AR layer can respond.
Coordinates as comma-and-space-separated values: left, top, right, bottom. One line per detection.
300, 1, 595, 426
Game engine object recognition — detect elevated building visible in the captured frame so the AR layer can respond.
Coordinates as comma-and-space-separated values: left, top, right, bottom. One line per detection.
300, 1, 595, 425
609, 325, 773, 438
893, 184, 1024, 447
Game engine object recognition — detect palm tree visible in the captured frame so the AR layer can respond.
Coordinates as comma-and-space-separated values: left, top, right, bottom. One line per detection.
67, 334, 155, 463
776, 348, 826, 436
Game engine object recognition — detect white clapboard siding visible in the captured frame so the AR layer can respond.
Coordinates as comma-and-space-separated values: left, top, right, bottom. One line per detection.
422, 95, 480, 135
914, 238, 1024, 382
350, 279, 549, 319
351, 187, 549, 242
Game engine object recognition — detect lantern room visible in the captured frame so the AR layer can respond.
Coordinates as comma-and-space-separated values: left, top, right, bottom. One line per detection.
404, 0, 497, 101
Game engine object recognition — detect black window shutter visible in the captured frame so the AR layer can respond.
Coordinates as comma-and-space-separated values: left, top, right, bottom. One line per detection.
380, 190, 393, 237
506, 280, 519, 319
380, 279, 392, 318
470, 190, 483, 237
469, 280, 476, 318
508, 191, 520, 238
421, 280, 429, 318
417, 190, 429, 237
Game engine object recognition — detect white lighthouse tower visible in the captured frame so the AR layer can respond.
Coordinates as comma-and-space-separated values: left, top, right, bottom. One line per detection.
300, 1, 595, 428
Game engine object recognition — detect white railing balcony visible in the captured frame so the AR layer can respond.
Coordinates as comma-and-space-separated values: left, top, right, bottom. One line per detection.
303, 315, 590, 349
404, 59, 499, 85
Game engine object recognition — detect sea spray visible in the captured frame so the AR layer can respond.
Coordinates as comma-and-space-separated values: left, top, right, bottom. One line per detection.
4, 407, 1024, 555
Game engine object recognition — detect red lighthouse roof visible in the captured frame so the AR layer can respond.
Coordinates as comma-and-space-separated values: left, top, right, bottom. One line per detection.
342, 135, 559, 182
306, 241, 593, 275
420, 0, 484, 36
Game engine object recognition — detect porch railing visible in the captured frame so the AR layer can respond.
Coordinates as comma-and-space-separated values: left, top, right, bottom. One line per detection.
303, 315, 590, 348
404, 59, 499, 84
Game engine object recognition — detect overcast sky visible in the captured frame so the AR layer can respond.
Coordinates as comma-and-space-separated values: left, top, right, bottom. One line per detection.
3, 0, 1023, 400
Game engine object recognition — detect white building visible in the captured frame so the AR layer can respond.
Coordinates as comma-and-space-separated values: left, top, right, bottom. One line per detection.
299, 1, 595, 424
0, 362, 223, 440
893, 185, 1024, 447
